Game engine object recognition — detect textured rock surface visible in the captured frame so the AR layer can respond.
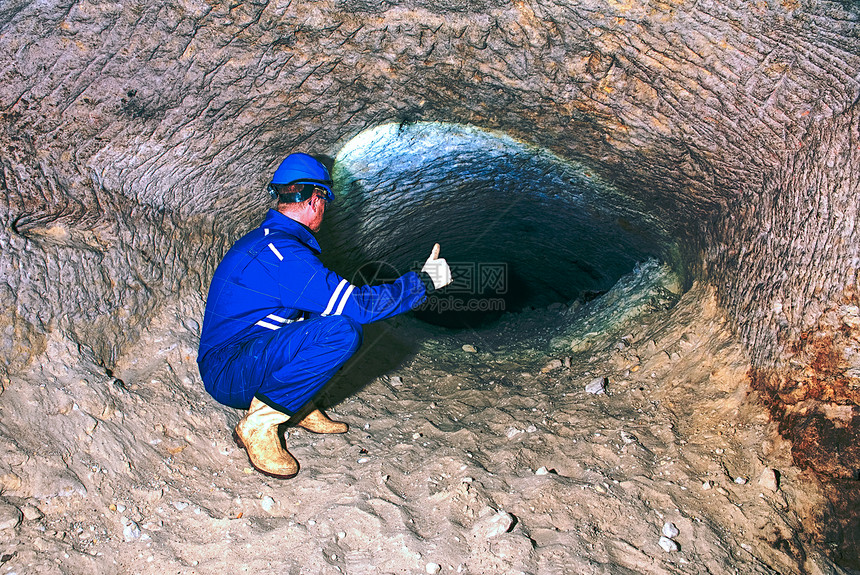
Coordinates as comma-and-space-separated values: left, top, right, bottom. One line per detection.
0, 0, 859, 569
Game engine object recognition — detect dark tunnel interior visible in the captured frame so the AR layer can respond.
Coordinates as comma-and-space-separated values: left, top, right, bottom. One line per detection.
319, 121, 680, 329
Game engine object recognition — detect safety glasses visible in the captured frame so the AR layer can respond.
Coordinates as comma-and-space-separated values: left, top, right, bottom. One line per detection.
304, 184, 334, 204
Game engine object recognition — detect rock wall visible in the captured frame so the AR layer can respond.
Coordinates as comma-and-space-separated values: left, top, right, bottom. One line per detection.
1, 0, 858, 559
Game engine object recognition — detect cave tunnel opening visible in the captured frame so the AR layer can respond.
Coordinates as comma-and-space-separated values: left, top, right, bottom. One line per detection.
318, 121, 683, 330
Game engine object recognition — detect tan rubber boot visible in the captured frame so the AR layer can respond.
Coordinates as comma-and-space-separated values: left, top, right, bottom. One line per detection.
296, 408, 348, 434
233, 397, 299, 479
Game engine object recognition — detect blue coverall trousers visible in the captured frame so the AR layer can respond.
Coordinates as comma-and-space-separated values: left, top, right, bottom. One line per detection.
201, 315, 363, 415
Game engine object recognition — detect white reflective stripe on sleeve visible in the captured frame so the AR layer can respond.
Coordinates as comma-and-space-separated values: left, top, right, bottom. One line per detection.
255, 320, 281, 330
321, 279, 349, 316
264, 228, 269, 236
266, 314, 288, 323
333, 284, 355, 316
268, 243, 283, 261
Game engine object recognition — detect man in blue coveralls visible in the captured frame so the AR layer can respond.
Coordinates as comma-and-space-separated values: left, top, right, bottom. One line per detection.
197, 153, 452, 479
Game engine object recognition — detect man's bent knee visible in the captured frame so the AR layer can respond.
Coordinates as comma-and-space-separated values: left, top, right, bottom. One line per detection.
317, 315, 363, 352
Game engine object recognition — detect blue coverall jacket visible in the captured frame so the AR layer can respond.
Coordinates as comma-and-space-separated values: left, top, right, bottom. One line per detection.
197, 209, 429, 414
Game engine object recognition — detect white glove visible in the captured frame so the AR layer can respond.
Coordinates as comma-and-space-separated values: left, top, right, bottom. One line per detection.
421, 243, 452, 290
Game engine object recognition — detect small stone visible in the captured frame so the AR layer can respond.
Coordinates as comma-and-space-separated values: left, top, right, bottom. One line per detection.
701, 481, 712, 490
658, 536, 679, 552
389, 376, 403, 386
757, 468, 779, 492
734, 476, 747, 485
535, 467, 549, 475
171, 501, 189, 511
662, 522, 679, 538
0, 503, 23, 530
1, 472, 23, 492
123, 520, 141, 542
462, 344, 477, 353
260, 496, 276, 513
426, 562, 442, 574
21, 504, 43, 521
541, 359, 563, 373
585, 377, 606, 394
471, 510, 514, 539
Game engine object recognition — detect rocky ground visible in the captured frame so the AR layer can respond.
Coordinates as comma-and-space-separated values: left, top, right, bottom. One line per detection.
0, 262, 848, 574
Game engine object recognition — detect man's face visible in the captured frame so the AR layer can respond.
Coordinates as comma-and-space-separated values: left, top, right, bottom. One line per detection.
307, 192, 328, 232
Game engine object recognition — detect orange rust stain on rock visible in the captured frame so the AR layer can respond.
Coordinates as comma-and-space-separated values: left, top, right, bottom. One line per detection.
749, 285, 860, 475
748, 285, 860, 568
751, 324, 859, 480
785, 332, 858, 405
750, 362, 860, 569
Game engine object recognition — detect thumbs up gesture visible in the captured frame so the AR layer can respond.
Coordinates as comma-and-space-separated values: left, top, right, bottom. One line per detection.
421, 243, 453, 290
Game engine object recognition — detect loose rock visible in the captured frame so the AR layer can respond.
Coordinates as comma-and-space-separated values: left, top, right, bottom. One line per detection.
260, 496, 276, 513
471, 509, 514, 539
658, 535, 679, 552
462, 344, 477, 353
585, 377, 606, 394
425, 562, 441, 574
20, 504, 43, 521
541, 359, 563, 373
662, 521, 679, 538
123, 520, 141, 542
756, 468, 779, 492
0, 503, 23, 531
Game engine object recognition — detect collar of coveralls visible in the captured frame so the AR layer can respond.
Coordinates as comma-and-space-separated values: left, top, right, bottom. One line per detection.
263, 209, 323, 255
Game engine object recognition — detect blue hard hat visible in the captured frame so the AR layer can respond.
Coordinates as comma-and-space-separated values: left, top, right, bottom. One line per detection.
271, 153, 333, 192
